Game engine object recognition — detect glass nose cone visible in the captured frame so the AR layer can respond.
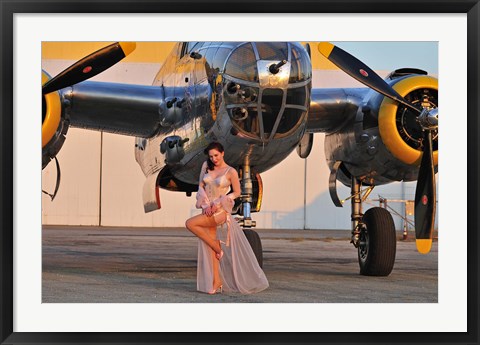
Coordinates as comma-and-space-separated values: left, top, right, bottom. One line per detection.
224, 43, 258, 82
224, 42, 312, 141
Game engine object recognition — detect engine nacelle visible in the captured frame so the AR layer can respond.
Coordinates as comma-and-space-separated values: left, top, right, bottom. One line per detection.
325, 71, 438, 187
42, 71, 69, 169
378, 74, 438, 166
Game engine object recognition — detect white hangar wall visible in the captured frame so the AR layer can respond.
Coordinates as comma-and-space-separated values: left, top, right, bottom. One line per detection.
41, 59, 437, 230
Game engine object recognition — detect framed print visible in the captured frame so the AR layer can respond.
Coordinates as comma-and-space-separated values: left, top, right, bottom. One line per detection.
1, 0, 479, 344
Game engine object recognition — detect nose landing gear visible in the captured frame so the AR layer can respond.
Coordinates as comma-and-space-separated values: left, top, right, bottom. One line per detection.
236, 157, 264, 268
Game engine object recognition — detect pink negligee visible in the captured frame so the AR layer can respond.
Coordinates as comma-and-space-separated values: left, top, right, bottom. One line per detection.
195, 166, 269, 294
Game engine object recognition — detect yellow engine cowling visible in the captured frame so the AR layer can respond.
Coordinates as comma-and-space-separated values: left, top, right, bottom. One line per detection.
42, 71, 69, 169
378, 75, 438, 167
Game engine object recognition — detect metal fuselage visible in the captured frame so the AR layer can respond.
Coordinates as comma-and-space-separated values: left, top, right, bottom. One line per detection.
133, 42, 312, 190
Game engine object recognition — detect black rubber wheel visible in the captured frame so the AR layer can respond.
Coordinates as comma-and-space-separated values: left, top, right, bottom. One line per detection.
243, 229, 263, 268
358, 207, 396, 276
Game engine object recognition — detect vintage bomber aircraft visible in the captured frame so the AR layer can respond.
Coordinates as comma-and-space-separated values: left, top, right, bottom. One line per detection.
42, 41, 438, 276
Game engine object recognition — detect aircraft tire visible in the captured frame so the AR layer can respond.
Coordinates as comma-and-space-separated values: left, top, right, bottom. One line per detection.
243, 229, 264, 268
358, 207, 396, 276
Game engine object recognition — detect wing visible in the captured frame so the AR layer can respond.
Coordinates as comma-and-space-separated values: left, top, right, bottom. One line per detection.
66, 81, 169, 137
306, 87, 369, 133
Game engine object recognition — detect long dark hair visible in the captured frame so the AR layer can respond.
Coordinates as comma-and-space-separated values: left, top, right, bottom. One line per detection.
203, 142, 224, 171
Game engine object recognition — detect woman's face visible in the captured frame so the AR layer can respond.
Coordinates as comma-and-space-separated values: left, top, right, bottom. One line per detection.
208, 149, 224, 166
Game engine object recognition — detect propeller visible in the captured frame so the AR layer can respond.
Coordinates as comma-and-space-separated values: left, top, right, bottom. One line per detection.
318, 42, 438, 253
318, 42, 421, 114
414, 129, 436, 253
42, 42, 136, 95
42, 42, 136, 201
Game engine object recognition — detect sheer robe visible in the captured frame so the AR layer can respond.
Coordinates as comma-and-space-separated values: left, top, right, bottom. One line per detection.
195, 165, 269, 294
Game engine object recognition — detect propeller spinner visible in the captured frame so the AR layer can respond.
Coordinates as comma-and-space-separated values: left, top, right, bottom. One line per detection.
318, 42, 438, 254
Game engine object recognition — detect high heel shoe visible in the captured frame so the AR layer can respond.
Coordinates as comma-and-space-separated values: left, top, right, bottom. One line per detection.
208, 285, 223, 295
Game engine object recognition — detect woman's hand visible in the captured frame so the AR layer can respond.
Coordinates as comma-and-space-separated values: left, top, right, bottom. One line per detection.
203, 206, 214, 217
203, 203, 218, 217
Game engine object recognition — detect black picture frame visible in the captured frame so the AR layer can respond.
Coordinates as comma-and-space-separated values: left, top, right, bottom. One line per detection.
1, 1, 479, 344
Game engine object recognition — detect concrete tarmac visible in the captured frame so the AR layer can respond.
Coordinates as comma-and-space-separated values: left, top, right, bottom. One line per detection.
42, 225, 438, 303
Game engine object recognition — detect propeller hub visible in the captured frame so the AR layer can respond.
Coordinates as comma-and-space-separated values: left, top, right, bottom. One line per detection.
417, 108, 438, 130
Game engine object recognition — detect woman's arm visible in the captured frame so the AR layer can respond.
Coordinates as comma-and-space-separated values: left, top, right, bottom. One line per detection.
196, 161, 211, 213
198, 161, 207, 190
228, 168, 241, 200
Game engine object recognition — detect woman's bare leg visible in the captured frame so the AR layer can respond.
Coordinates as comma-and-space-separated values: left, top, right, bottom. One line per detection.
185, 214, 221, 254
209, 226, 222, 289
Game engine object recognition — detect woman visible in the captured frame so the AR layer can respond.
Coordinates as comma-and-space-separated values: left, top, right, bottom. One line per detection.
185, 142, 269, 294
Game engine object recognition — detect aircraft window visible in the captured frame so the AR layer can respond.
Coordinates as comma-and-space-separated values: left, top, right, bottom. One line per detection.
187, 42, 203, 53
224, 84, 259, 105
212, 47, 231, 72
204, 46, 218, 64
275, 108, 304, 135
230, 106, 260, 136
255, 42, 288, 61
286, 86, 307, 107
180, 43, 190, 58
290, 45, 312, 83
174, 42, 187, 58
180, 42, 204, 59
201, 47, 218, 81
219, 42, 239, 50
225, 43, 258, 82
261, 88, 283, 135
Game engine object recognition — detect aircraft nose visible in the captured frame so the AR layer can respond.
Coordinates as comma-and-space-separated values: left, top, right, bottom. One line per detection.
223, 42, 312, 141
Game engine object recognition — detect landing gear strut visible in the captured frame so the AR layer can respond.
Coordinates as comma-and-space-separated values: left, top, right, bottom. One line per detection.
238, 157, 256, 228
237, 157, 264, 268
350, 177, 396, 276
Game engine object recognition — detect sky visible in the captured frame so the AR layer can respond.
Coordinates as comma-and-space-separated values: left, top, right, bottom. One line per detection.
332, 41, 438, 74
42, 41, 439, 76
